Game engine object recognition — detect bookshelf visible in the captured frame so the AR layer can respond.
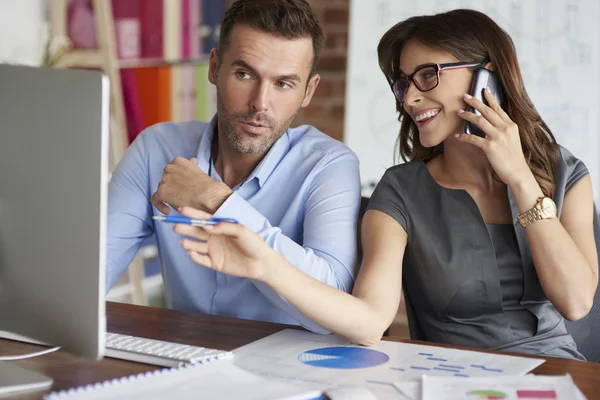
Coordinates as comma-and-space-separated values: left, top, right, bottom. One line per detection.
118, 55, 210, 69
48, 0, 225, 306
49, 0, 147, 305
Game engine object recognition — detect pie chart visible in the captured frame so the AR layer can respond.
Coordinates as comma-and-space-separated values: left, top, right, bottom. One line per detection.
297, 346, 390, 369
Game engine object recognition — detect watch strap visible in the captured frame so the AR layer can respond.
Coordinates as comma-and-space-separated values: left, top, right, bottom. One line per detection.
518, 206, 542, 228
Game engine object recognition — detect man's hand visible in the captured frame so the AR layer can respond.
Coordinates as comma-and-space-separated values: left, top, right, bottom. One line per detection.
151, 157, 232, 214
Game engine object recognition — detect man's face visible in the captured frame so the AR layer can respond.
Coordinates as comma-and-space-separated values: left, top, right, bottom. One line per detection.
208, 24, 320, 155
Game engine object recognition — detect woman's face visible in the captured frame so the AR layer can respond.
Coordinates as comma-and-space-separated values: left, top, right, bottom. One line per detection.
399, 40, 474, 148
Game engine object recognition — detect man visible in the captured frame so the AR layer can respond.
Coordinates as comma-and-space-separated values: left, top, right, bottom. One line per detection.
107, 0, 360, 333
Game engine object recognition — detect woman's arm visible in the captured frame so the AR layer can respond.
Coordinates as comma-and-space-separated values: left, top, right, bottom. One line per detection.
457, 89, 598, 322
176, 207, 407, 345
264, 209, 406, 345
511, 173, 598, 321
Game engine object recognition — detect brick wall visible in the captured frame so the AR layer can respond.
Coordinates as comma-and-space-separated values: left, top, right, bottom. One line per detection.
292, 0, 349, 142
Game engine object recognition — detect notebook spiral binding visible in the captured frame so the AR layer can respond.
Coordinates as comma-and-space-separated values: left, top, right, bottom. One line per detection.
43, 355, 224, 399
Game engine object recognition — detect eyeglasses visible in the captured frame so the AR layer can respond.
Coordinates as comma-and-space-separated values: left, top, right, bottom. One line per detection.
390, 61, 485, 104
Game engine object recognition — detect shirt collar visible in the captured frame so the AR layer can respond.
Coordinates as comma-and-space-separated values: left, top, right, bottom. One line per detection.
195, 114, 291, 188
247, 129, 290, 188
195, 115, 217, 174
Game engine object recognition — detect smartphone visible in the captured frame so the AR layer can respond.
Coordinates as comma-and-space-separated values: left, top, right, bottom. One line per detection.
463, 68, 504, 137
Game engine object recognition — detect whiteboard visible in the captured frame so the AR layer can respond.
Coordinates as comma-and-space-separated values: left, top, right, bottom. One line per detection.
0, 0, 44, 66
345, 0, 600, 201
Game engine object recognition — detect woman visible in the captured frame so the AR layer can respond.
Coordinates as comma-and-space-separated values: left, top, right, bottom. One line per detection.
173, 9, 598, 360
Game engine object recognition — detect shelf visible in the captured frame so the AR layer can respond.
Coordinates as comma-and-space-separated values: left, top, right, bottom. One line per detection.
54, 50, 104, 69
50, 0, 149, 307
118, 55, 210, 69
55, 51, 211, 69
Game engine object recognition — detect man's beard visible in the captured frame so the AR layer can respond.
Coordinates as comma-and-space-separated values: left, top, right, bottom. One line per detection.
216, 88, 299, 156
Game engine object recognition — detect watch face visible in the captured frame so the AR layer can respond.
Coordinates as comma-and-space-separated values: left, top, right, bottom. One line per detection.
541, 197, 557, 217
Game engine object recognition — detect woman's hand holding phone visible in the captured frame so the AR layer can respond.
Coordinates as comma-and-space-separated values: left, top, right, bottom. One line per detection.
463, 68, 504, 137
455, 88, 531, 188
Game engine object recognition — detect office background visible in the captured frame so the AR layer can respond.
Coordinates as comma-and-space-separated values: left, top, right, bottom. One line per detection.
345, 0, 600, 200
1, 0, 597, 338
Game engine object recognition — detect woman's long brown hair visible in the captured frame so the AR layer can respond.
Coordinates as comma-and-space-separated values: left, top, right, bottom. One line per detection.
377, 9, 560, 197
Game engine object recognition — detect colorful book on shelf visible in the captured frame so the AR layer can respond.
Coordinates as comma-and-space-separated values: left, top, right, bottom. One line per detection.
157, 66, 172, 123
191, 0, 202, 59
67, 0, 97, 50
140, 0, 164, 59
163, 0, 182, 122
163, 0, 181, 62
181, 0, 202, 121
201, 0, 226, 54
181, 65, 197, 121
125, 66, 171, 136
181, 0, 191, 59
125, 63, 209, 139
120, 69, 144, 143
182, 0, 202, 59
111, 0, 141, 59
195, 62, 214, 121
129, 68, 159, 130
171, 65, 185, 122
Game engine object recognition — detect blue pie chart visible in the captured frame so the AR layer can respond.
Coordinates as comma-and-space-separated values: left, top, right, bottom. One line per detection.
298, 346, 390, 369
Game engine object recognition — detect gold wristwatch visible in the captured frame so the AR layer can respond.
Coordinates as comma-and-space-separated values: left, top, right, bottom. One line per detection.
517, 196, 557, 228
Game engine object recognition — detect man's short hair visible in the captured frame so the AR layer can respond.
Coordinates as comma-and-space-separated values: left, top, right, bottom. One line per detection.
218, 0, 325, 77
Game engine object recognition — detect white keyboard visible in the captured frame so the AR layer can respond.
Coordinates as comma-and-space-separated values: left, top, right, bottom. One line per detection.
104, 332, 234, 367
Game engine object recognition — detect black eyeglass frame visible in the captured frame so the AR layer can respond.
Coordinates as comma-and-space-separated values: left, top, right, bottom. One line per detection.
390, 61, 487, 104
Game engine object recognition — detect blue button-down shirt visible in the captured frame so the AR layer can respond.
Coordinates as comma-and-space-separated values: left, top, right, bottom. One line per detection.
107, 116, 361, 333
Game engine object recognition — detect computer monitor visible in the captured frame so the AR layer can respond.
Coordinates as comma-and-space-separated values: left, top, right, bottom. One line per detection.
0, 64, 109, 394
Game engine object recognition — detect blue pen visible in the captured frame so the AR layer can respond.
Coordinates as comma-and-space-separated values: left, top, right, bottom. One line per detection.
152, 215, 239, 226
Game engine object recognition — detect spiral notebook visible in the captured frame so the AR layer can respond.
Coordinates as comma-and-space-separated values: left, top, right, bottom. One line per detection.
43, 359, 321, 400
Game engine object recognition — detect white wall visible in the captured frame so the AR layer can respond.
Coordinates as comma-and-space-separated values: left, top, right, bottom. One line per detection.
345, 0, 600, 201
0, 0, 45, 66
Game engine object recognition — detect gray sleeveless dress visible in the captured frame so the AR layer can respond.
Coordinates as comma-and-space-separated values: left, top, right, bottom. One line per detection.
368, 146, 587, 360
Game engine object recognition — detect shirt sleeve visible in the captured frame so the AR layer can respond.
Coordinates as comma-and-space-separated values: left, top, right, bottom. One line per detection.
105, 132, 154, 290
212, 153, 361, 334
366, 168, 408, 232
564, 152, 590, 193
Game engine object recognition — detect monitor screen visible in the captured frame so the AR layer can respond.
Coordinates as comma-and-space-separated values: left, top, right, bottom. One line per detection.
0, 64, 109, 394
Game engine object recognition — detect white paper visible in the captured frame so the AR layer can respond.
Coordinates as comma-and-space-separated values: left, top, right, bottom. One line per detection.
233, 329, 545, 400
393, 380, 421, 400
421, 374, 586, 400
44, 359, 321, 400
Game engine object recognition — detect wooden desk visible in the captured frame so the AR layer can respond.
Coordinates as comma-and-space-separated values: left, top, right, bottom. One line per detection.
2, 302, 599, 399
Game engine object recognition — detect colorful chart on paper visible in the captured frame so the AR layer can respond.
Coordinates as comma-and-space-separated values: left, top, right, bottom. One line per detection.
233, 329, 545, 400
